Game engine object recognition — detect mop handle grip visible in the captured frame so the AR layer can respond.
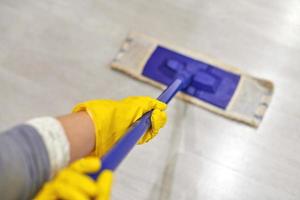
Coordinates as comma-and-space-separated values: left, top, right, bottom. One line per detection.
89, 79, 184, 180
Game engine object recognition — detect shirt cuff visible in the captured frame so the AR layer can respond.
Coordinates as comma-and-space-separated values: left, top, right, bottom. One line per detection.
26, 117, 70, 177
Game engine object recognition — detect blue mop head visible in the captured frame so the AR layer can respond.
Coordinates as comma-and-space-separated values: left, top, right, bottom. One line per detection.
111, 33, 273, 127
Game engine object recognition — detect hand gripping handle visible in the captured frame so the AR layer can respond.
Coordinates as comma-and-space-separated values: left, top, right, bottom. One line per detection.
89, 78, 185, 180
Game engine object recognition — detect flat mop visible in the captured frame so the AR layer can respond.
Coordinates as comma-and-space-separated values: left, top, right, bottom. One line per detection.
89, 33, 273, 178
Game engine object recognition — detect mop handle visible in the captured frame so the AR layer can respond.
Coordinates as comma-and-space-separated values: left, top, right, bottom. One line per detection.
89, 78, 184, 180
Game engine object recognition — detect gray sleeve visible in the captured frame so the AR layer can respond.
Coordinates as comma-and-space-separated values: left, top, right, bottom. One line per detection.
0, 124, 51, 200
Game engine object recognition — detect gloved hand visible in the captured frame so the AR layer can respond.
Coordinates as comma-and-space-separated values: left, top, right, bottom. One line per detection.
35, 157, 113, 200
72, 96, 167, 156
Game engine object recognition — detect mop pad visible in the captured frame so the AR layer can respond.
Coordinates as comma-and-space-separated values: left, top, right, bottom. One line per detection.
111, 33, 273, 127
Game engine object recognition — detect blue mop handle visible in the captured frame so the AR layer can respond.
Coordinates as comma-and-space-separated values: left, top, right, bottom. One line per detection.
89, 78, 185, 180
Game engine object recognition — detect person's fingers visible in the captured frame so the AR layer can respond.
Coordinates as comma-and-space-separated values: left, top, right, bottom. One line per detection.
151, 109, 167, 130
96, 170, 114, 200
141, 96, 167, 111
138, 109, 167, 144
122, 96, 167, 112
57, 169, 97, 197
53, 182, 91, 200
69, 157, 101, 173
154, 99, 167, 110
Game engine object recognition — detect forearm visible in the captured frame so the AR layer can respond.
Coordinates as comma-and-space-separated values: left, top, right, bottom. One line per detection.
57, 111, 95, 162
0, 113, 96, 199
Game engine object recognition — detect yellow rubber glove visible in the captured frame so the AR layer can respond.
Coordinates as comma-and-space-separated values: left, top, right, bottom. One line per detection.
35, 157, 114, 200
72, 96, 167, 157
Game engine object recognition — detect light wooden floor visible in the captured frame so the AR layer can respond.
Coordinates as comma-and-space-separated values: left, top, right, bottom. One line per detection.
0, 0, 300, 199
